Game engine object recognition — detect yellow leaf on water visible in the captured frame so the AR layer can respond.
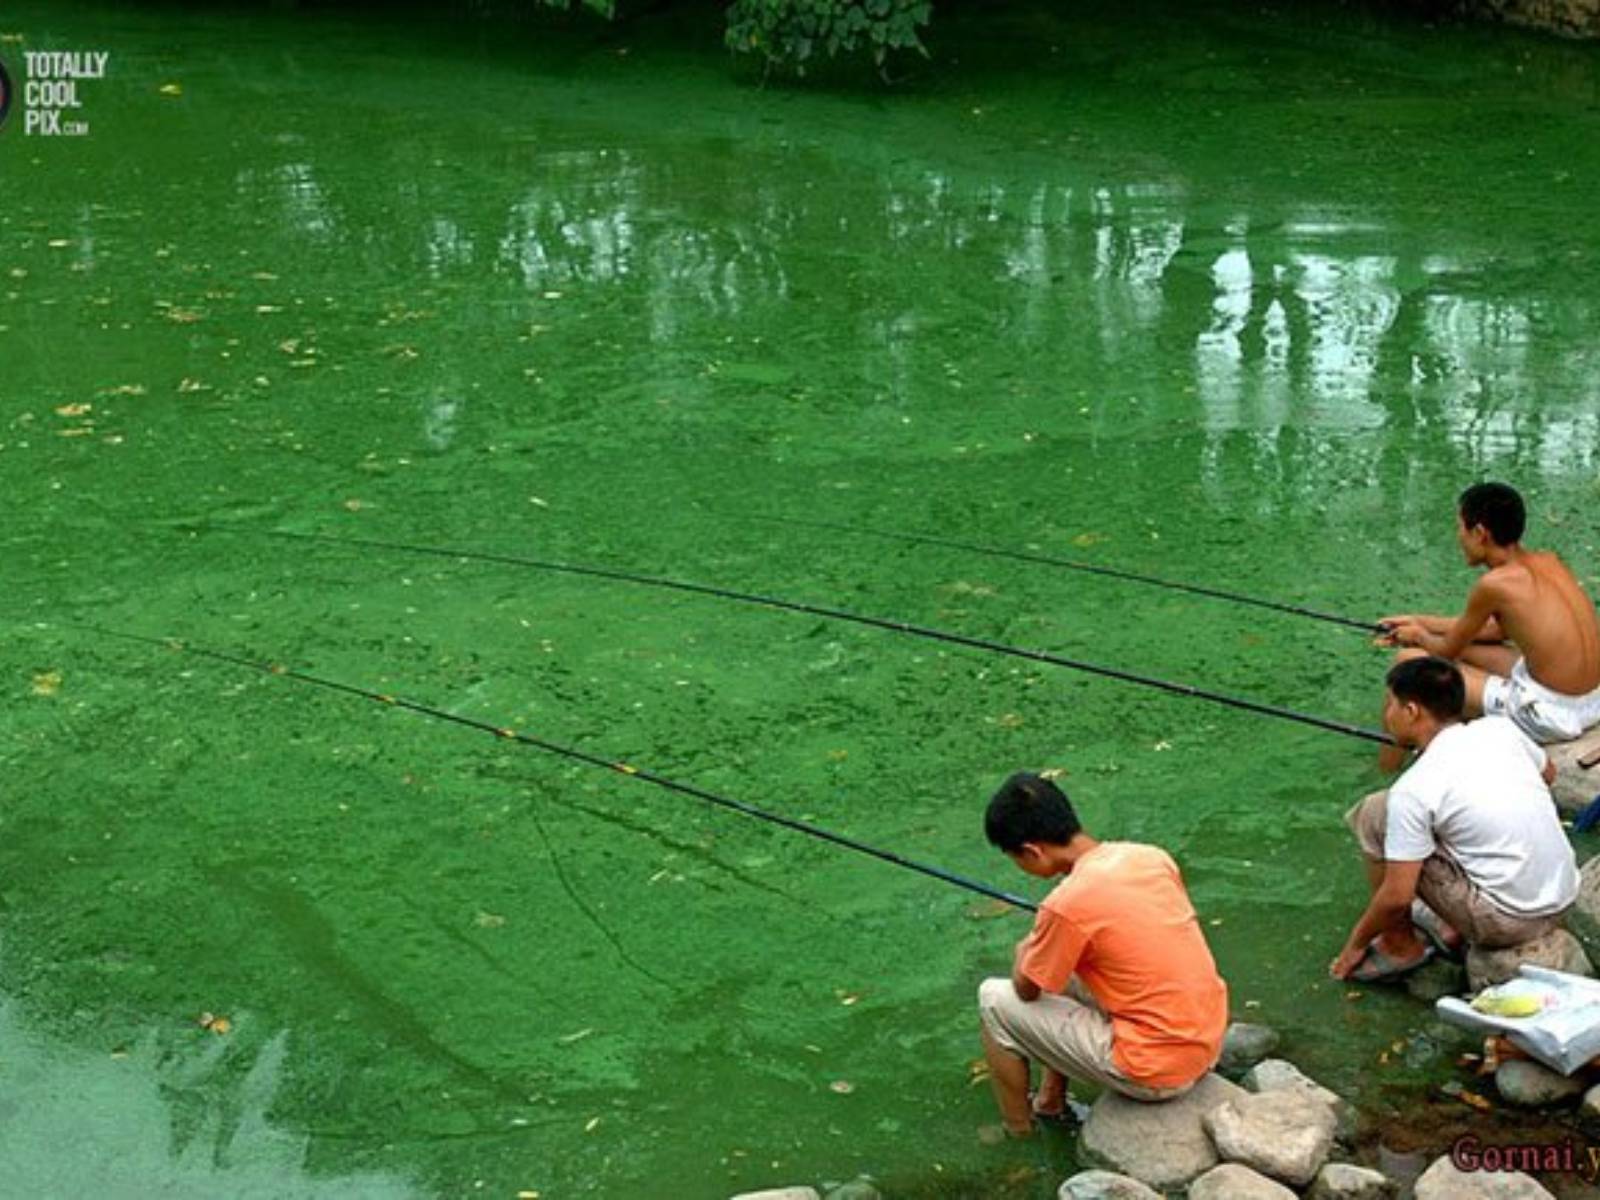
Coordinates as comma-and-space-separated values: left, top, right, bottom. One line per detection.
964, 898, 1015, 921
31, 670, 62, 697
158, 82, 182, 96
1071, 532, 1103, 548
829, 1080, 854, 1095
54, 403, 91, 417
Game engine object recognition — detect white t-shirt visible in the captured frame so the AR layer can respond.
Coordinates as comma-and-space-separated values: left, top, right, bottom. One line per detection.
1385, 716, 1577, 918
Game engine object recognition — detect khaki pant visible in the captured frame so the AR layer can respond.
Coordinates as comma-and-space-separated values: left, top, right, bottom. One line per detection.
1346, 790, 1566, 949
977, 977, 1189, 1102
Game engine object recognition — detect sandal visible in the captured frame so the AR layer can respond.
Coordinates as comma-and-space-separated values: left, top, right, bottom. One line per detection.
1411, 900, 1464, 960
1349, 936, 1434, 983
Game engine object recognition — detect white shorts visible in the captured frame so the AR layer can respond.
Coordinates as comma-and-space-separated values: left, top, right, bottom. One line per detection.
1482, 659, 1600, 743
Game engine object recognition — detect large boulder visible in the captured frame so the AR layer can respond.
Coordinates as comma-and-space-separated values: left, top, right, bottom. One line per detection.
1079, 1073, 1246, 1191
1204, 1088, 1338, 1187
1467, 926, 1593, 990
1188, 1163, 1296, 1199
1243, 1058, 1355, 1138
1548, 728, 1600, 816
1307, 1162, 1397, 1200
1219, 1022, 1280, 1075
1404, 957, 1468, 1003
1056, 1170, 1161, 1200
1565, 856, 1600, 956
1495, 1059, 1585, 1108
1412, 1155, 1555, 1198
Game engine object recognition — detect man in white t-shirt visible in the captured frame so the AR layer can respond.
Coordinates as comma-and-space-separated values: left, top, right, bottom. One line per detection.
1331, 655, 1578, 983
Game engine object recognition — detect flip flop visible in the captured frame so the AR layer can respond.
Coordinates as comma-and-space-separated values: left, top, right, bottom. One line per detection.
1411, 900, 1464, 960
1349, 936, 1434, 984
1028, 1092, 1089, 1128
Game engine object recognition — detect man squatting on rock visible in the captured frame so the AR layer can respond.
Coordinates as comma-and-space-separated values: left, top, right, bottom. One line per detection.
977, 773, 1228, 1135
1331, 656, 1579, 982
1377, 481, 1600, 772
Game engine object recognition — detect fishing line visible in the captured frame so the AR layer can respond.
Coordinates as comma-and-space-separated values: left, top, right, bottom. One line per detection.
726, 512, 1382, 633
230, 528, 1392, 745
90, 627, 1040, 913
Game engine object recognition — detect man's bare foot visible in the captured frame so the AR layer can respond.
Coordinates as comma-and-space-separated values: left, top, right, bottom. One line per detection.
1374, 928, 1430, 963
978, 1120, 1035, 1144
1030, 1089, 1065, 1120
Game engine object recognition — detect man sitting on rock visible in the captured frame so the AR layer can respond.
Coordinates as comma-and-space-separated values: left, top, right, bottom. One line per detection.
1378, 481, 1600, 771
978, 772, 1228, 1135
1332, 656, 1578, 982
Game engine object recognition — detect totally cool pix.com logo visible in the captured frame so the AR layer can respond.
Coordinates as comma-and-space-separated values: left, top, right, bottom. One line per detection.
0, 49, 110, 136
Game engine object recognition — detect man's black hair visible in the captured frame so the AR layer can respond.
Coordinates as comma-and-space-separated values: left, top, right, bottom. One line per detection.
1458, 482, 1526, 546
984, 772, 1082, 854
1386, 655, 1466, 722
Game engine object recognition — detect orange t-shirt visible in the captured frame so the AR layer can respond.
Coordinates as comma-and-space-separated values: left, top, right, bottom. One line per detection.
1016, 841, 1228, 1089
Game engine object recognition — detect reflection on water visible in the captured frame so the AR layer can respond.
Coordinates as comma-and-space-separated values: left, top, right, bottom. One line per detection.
189, 117, 1600, 494
0, 998, 423, 1199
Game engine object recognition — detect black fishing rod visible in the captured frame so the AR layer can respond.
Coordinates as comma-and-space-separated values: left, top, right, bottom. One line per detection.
226, 528, 1391, 746
93, 627, 1039, 913
728, 512, 1382, 634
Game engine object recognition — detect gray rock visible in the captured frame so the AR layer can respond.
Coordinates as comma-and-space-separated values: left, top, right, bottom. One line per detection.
1243, 1058, 1341, 1107
1566, 856, 1600, 957
1467, 926, 1593, 990
1056, 1170, 1162, 1200
1188, 1163, 1297, 1200
1412, 1154, 1556, 1198
822, 1182, 880, 1200
1404, 957, 1467, 1003
1242, 1058, 1355, 1138
1549, 729, 1600, 816
730, 1191, 820, 1200
1204, 1088, 1337, 1187
1219, 1022, 1281, 1074
1307, 1162, 1397, 1200
1079, 1072, 1246, 1191
1583, 1081, 1600, 1123
1495, 1059, 1585, 1107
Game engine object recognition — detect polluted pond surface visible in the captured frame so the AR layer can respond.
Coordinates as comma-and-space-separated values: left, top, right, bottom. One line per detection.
6, 0, 1600, 1195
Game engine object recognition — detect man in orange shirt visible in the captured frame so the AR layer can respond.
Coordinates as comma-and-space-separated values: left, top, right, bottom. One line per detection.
978, 772, 1229, 1135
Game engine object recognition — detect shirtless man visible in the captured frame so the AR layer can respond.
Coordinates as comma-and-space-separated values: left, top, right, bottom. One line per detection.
1379, 482, 1600, 770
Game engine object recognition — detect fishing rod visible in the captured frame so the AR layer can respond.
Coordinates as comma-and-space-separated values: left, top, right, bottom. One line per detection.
727, 512, 1382, 634
220, 527, 1391, 745
92, 627, 1039, 913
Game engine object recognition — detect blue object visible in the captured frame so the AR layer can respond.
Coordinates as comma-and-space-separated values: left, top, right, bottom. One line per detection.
1572, 794, 1600, 834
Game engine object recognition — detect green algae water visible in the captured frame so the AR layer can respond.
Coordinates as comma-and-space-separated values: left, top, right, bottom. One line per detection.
5, 0, 1600, 1195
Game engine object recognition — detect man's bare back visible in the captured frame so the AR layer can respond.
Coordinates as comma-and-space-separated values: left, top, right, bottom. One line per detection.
1485, 550, 1600, 696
